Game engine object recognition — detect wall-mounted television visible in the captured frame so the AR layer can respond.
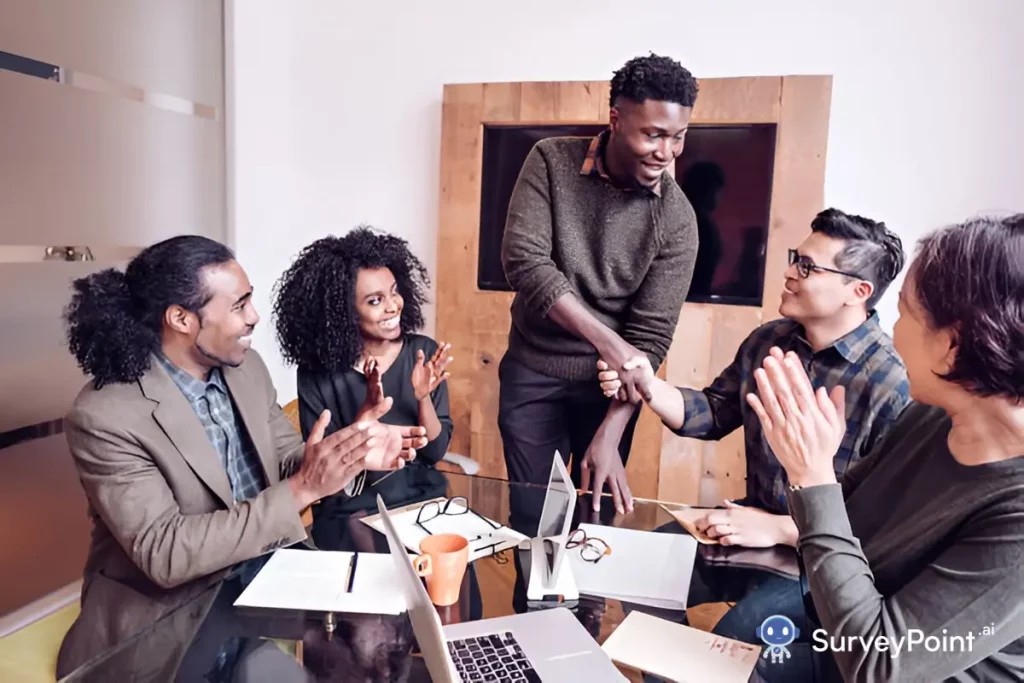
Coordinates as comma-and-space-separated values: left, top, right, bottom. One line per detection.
477, 123, 777, 307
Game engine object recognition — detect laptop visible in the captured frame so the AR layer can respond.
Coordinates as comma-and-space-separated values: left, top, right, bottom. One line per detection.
525, 451, 579, 602
376, 494, 626, 682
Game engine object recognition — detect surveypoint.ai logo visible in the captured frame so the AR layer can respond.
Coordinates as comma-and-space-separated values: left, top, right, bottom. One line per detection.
757, 615, 800, 664
812, 628, 981, 657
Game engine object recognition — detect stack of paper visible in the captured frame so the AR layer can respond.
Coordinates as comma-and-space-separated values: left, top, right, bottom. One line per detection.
567, 524, 696, 610
602, 611, 761, 682
234, 549, 406, 614
360, 498, 528, 563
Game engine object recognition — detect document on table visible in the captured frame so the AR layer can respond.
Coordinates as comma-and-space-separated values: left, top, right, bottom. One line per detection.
360, 497, 529, 563
234, 549, 406, 615
567, 524, 696, 610
602, 611, 761, 683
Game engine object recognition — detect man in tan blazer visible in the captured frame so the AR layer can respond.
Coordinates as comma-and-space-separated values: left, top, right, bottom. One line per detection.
56, 235, 426, 681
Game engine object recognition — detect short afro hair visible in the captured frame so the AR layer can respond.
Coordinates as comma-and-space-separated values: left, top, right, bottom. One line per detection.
610, 53, 698, 108
272, 226, 430, 373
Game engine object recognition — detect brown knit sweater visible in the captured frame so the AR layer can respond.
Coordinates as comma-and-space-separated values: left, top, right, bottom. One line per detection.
501, 136, 698, 381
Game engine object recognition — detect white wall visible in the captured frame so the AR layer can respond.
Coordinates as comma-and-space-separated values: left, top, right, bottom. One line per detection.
228, 0, 1024, 402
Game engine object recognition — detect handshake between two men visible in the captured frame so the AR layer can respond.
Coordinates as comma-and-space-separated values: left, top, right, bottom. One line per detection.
594, 350, 802, 551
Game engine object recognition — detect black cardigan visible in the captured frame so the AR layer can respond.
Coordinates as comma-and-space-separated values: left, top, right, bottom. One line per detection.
296, 334, 452, 548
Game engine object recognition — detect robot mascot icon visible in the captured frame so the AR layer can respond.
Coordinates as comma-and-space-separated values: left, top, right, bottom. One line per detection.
756, 615, 800, 664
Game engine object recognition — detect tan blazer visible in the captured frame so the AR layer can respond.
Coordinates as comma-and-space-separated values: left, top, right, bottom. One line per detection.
56, 350, 309, 680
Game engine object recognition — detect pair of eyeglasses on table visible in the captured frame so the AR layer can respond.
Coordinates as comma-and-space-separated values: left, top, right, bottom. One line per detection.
414, 496, 511, 564
566, 527, 612, 564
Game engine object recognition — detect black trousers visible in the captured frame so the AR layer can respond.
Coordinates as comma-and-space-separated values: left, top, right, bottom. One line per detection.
497, 352, 640, 536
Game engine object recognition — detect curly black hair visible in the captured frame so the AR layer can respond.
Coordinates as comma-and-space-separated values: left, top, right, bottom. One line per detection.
610, 53, 699, 108
63, 235, 235, 387
272, 226, 431, 373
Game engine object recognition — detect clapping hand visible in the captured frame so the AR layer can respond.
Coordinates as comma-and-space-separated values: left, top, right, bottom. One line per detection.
745, 347, 845, 488
364, 424, 427, 471
411, 342, 453, 401
290, 409, 390, 508
356, 357, 392, 422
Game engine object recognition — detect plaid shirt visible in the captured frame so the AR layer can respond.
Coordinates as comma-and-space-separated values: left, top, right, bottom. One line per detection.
580, 130, 662, 197
674, 313, 909, 514
155, 354, 265, 503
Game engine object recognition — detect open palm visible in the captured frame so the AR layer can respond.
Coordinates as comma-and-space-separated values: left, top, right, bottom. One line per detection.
363, 425, 427, 471
411, 342, 453, 401
745, 347, 845, 488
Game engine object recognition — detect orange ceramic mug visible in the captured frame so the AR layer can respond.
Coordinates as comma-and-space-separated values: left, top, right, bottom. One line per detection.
413, 533, 470, 606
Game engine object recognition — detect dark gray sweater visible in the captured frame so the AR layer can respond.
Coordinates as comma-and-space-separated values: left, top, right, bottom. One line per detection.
790, 401, 1024, 682
500, 136, 698, 381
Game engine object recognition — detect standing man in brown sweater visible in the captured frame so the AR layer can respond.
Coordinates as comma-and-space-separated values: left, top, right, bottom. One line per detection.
499, 54, 699, 528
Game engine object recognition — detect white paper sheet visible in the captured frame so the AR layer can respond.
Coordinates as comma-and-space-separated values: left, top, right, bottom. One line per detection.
568, 524, 697, 610
234, 549, 406, 615
602, 611, 761, 683
361, 501, 528, 563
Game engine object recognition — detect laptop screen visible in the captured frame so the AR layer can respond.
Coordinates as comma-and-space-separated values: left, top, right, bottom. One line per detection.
537, 456, 572, 538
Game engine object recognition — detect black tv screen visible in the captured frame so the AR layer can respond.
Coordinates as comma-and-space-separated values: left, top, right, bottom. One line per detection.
478, 123, 777, 307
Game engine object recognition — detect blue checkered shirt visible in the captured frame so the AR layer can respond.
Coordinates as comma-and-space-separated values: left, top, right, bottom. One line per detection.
155, 355, 265, 502
674, 313, 909, 515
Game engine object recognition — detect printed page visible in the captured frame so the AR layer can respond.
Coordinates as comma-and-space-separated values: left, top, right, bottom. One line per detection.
602, 611, 761, 682
568, 524, 697, 610
362, 501, 528, 562
234, 549, 406, 614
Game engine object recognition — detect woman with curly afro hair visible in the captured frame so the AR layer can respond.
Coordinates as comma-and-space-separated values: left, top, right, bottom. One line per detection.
273, 226, 454, 548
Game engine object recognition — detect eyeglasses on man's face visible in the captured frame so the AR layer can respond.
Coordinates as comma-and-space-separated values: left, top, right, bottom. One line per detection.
787, 249, 862, 280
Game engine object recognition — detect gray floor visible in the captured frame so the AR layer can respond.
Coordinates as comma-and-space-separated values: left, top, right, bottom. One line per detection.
0, 434, 91, 616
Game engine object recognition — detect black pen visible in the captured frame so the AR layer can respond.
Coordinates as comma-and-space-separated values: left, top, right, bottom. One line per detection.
346, 552, 358, 593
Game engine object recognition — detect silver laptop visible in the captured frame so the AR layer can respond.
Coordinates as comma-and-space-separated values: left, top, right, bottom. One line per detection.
524, 452, 579, 603
536, 451, 574, 578
376, 494, 626, 682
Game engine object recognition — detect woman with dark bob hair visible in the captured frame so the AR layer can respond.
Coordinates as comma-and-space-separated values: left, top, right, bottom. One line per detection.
743, 214, 1024, 682
273, 227, 453, 548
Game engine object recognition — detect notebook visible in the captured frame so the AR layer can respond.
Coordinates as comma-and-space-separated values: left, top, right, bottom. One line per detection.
234, 549, 406, 614
602, 611, 762, 682
359, 497, 528, 563
567, 524, 696, 610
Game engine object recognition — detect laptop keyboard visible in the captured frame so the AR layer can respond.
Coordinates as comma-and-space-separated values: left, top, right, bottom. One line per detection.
448, 631, 542, 682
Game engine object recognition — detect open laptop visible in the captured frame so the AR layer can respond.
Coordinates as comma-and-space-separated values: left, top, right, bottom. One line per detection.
376, 494, 626, 682
537, 452, 574, 574
525, 451, 578, 602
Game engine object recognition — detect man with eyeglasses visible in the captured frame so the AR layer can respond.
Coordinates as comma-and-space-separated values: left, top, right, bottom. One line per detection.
597, 207, 910, 646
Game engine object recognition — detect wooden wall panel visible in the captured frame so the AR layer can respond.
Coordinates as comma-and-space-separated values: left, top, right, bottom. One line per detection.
690, 77, 781, 124
760, 76, 834, 325
657, 304, 714, 504
436, 76, 832, 504
437, 83, 484, 460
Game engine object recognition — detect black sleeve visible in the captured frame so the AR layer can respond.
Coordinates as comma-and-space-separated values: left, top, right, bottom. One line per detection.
297, 369, 343, 441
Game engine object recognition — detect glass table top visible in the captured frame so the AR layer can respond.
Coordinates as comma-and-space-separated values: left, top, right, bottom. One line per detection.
61, 472, 798, 682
